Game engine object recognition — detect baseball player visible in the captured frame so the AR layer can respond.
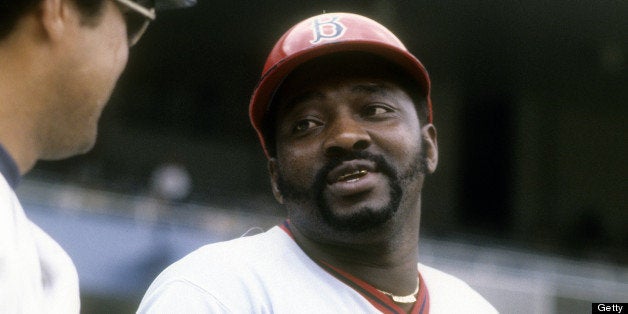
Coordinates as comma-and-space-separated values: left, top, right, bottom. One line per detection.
138, 12, 498, 313
0, 0, 194, 312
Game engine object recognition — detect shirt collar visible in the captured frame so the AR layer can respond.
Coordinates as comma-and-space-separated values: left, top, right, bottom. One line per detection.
279, 220, 430, 314
0, 144, 20, 189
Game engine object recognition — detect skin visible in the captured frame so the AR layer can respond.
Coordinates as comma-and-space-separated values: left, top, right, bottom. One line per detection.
268, 55, 438, 311
0, 0, 129, 174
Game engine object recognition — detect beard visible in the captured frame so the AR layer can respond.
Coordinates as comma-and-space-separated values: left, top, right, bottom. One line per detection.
277, 143, 427, 233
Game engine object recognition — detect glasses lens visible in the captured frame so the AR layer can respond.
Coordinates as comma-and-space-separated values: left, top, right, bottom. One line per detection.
135, 0, 154, 7
114, 0, 154, 46
122, 9, 149, 45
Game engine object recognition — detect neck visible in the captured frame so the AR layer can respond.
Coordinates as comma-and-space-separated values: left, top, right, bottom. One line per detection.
0, 24, 54, 175
288, 214, 421, 296
0, 83, 40, 175
285, 177, 426, 300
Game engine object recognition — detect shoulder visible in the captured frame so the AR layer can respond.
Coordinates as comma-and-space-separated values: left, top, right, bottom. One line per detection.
30, 223, 80, 313
0, 173, 17, 205
138, 226, 298, 312
419, 263, 498, 313
137, 278, 231, 313
153, 226, 292, 277
0, 176, 79, 314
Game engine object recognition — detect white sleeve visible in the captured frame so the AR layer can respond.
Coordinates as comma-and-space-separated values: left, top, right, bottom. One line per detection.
137, 279, 232, 314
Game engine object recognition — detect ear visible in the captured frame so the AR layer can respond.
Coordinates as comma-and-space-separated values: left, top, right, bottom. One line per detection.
268, 158, 285, 204
421, 124, 438, 174
39, 0, 71, 43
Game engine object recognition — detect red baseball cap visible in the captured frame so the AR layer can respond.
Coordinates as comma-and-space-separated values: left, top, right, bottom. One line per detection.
249, 12, 432, 157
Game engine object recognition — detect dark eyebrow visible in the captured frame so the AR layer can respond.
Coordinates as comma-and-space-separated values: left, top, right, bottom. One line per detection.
350, 83, 391, 98
281, 91, 325, 113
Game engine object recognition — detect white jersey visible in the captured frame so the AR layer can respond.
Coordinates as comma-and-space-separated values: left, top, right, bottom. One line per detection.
0, 174, 80, 314
138, 223, 497, 314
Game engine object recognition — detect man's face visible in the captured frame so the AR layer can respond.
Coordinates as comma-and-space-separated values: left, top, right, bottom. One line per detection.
269, 55, 437, 239
42, 0, 130, 159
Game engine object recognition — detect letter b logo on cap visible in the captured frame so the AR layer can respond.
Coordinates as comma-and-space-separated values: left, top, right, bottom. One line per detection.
311, 17, 345, 44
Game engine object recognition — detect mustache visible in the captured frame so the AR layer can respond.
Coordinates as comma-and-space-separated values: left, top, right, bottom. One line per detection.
313, 151, 399, 189
275, 150, 399, 203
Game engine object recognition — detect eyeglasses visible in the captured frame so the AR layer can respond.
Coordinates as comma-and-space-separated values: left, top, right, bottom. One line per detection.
113, 0, 156, 46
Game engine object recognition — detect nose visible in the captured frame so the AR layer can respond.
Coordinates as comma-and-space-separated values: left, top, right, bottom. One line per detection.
323, 115, 371, 157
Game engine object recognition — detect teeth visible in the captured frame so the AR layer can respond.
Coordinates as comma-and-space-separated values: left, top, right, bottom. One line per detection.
337, 169, 368, 182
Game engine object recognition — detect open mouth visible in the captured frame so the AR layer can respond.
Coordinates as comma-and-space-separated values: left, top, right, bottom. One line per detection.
324, 160, 383, 197
326, 160, 377, 185
336, 169, 369, 182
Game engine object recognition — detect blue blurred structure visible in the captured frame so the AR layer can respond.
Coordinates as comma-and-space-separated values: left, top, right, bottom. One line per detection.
26, 204, 219, 299
19, 178, 628, 313
19, 178, 282, 306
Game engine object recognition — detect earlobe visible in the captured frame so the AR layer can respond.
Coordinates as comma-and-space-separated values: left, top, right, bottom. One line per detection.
421, 124, 438, 174
268, 159, 285, 204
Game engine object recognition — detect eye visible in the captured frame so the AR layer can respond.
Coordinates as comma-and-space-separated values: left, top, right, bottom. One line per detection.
292, 119, 321, 134
363, 103, 393, 117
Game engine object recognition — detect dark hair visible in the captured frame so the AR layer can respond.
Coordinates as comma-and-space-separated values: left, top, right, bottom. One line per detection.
263, 51, 430, 157
0, 0, 106, 41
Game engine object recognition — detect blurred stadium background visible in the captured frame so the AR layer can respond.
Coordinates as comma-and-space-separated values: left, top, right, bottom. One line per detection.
19, 1, 627, 313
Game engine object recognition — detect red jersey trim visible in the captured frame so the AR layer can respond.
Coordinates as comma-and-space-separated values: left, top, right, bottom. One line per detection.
280, 221, 430, 314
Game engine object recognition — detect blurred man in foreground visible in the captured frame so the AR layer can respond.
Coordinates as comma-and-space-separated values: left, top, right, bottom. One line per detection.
0, 0, 194, 312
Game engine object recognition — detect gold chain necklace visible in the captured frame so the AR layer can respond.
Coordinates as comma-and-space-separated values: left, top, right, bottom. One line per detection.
376, 279, 419, 304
